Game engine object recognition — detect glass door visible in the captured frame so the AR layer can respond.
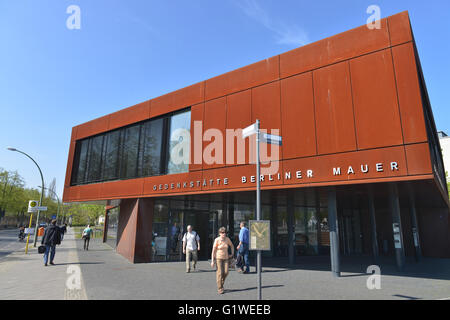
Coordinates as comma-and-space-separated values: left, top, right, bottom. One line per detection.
168, 210, 183, 261
182, 210, 211, 260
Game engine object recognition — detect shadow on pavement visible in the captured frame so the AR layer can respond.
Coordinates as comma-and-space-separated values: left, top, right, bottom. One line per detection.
53, 262, 105, 266
225, 285, 284, 293
261, 255, 450, 281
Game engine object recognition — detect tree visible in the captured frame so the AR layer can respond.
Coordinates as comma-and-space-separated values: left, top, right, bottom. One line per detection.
0, 168, 25, 223
66, 203, 104, 226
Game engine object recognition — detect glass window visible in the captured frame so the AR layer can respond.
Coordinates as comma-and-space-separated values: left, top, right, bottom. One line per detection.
318, 207, 330, 248
294, 207, 319, 255
72, 139, 89, 185
233, 203, 254, 243
106, 207, 119, 248
86, 135, 104, 183
103, 130, 121, 181
153, 200, 169, 237
275, 206, 287, 256
120, 124, 141, 179
167, 110, 191, 174
71, 108, 191, 185
141, 118, 164, 176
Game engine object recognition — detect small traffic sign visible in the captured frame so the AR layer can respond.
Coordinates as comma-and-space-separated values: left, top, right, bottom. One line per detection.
28, 200, 39, 213
260, 133, 282, 145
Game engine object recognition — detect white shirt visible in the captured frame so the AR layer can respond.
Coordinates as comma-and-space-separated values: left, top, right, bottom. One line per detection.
183, 231, 200, 250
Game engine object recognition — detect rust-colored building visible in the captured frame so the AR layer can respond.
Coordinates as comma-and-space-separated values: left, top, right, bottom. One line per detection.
63, 11, 449, 273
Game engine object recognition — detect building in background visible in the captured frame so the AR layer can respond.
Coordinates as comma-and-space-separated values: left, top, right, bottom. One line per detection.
63, 12, 449, 273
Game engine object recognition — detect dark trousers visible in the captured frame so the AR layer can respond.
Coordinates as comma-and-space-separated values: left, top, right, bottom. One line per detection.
83, 237, 90, 250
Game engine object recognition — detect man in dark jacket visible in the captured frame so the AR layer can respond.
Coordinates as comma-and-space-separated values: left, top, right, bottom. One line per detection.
41, 219, 61, 266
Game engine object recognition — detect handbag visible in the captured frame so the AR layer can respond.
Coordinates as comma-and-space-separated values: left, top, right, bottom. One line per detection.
38, 245, 46, 254
228, 255, 237, 269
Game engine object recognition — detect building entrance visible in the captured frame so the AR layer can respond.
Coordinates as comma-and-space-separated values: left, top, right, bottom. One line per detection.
155, 209, 219, 261
339, 208, 363, 255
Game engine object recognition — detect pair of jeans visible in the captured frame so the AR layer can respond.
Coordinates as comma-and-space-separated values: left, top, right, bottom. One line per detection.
43, 245, 56, 265
185, 249, 198, 271
238, 243, 250, 272
216, 258, 229, 291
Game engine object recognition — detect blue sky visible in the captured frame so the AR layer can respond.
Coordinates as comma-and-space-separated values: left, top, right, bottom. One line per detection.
0, 0, 449, 199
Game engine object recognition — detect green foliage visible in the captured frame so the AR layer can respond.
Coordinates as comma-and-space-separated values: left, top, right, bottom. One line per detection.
0, 168, 64, 225
66, 203, 104, 226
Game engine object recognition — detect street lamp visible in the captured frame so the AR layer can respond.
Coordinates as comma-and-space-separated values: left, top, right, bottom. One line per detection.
7, 147, 44, 247
38, 186, 60, 224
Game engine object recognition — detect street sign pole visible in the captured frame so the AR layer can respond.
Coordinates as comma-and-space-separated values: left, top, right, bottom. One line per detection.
243, 119, 281, 301
255, 119, 262, 301
25, 213, 33, 254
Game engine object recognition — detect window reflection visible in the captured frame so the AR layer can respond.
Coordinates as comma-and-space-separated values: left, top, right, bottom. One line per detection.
71, 108, 191, 185
167, 110, 191, 174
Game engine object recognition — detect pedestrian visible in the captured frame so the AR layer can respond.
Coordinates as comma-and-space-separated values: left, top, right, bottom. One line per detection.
211, 227, 234, 294
182, 225, 200, 273
236, 221, 250, 273
59, 223, 67, 241
41, 219, 61, 266
82, 224, 93, 250
171, 222, 180, 253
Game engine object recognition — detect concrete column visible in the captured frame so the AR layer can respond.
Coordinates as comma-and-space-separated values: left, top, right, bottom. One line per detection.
367, 186, 379, 263
388, 183, 405, 271
102, 208, 109, 243
407, 183, 422, 261
328, 187, 340, 277
287, 190, 295, 265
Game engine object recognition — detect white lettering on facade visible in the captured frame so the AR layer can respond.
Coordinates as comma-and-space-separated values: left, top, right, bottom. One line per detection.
376, 163, 383, 172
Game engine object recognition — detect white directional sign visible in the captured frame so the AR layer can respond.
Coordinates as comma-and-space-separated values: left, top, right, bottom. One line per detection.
242, 123, 257, 138
36, 206, 47, 211
260, 133, 282, 145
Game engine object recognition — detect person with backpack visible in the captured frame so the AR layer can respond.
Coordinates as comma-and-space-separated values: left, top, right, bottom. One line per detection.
182, 225, 200, 273
82, 224, 93, 251
41, 219, 61, 266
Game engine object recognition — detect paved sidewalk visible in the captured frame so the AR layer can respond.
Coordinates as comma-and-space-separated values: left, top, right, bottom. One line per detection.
0, 227, 87, 300
75, 239, 450, 300
1, 230, 449, 300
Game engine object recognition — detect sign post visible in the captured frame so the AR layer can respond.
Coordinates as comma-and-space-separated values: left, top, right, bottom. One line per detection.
25, 200, 39, 254
242, 120, 281, 300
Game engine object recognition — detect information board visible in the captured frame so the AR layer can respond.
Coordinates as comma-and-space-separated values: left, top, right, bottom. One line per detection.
249, 220, 271, 251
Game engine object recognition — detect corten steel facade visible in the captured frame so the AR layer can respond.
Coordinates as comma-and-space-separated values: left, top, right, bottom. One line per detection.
63, 12, 449, 268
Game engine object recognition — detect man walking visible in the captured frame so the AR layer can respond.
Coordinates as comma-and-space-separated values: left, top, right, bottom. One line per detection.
41, 219, 61, 266
182, 225, 200, 273
82, 224, 93, 251
237, 221, 250, 273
